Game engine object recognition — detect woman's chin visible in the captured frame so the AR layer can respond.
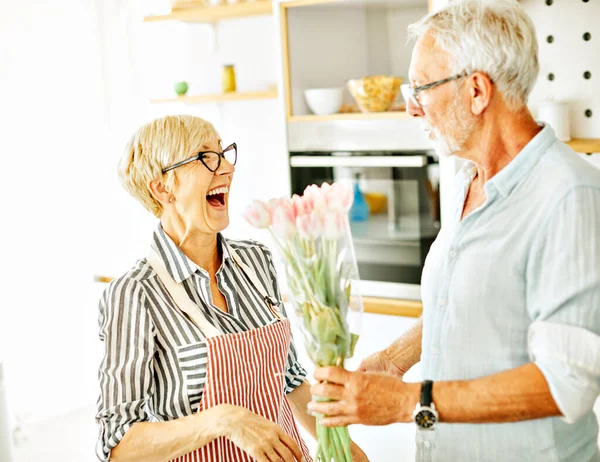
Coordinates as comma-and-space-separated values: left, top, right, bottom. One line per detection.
205, 214, 229, 233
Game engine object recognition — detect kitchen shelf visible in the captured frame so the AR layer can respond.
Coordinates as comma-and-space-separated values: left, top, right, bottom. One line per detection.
288, 111, 411, 122
144, 1, 273, 23
93, 276, 424, 318
363, 296, 423, 318
567, 138, 600, 154
151, 89, 278, 104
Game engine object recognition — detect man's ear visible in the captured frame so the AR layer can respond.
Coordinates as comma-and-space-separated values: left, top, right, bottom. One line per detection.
469, 72, 494, 115
148, 179, 173, 206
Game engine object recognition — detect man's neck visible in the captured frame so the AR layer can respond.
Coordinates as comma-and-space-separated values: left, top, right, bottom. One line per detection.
460, 106, 542, 186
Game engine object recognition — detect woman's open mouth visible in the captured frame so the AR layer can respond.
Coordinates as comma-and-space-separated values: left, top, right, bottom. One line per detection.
206, 186, 228, 210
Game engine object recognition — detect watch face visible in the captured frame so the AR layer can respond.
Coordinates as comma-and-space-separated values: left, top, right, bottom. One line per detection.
415, 409, 437, 429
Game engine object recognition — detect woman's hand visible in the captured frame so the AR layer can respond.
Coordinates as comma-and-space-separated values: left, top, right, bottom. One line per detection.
218, 405, 305, 462
350, 441, 370, 461
358, 349, 407, 378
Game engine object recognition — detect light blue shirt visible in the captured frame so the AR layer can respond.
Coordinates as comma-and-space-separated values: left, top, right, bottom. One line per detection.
420, 125, 600, 462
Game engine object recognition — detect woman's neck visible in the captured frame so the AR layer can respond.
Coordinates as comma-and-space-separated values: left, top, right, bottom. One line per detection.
160, 217, 221, 275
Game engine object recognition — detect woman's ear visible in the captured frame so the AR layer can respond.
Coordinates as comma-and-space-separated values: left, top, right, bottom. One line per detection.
149, 179, 174, 206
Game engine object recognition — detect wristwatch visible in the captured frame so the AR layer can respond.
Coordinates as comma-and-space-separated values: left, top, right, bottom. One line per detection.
413, 380, 439, 430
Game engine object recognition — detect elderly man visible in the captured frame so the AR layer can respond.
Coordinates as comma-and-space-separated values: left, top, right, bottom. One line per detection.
308, 1, 600, 461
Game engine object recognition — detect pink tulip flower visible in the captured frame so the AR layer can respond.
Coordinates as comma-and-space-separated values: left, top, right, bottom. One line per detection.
296, 214, 313, 239
243, 200, 271, 229
303, 184, 326, 211
331, 181, 354, 212
323, 211, 348, 240
272, 205, 297, 240
309, 209, 326, 238
292, 194, 313, 217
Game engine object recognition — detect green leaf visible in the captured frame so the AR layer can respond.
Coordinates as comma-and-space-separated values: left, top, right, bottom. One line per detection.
348, 333, 360, 358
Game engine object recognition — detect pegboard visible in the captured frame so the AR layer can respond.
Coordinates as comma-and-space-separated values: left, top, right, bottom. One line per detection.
524, 0, 599, 141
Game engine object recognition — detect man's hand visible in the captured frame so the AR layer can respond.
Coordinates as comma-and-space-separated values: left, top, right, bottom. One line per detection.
307, 367, 419, 427
358, 350, 407, 377
350, 441, 370, 461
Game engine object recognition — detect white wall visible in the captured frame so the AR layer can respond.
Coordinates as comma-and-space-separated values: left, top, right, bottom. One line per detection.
0, 0, 291, 431
286, 5, 370, 115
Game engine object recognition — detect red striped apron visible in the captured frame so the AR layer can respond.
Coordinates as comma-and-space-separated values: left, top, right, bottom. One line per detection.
147, 249, 312, 462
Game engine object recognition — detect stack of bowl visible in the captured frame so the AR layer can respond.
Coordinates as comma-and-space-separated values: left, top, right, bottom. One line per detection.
347, 75, 402, 113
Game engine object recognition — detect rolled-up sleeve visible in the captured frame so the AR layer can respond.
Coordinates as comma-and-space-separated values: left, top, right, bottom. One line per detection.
95, 277, 155, 461
261, 244, 308, 393
526, 186, 600, 424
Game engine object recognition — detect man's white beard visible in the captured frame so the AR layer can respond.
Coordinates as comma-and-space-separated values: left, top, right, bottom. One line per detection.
426, 100, 474, 158
431, 128, 455, 158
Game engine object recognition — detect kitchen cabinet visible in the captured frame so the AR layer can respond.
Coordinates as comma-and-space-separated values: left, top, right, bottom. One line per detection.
280, 0, 431, 122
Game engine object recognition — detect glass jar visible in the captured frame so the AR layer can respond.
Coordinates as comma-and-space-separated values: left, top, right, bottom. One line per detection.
222, 64, 236, 93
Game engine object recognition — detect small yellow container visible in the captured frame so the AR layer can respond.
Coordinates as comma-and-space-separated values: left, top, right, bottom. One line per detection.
222, 64, 236, 93
364, 192, 388, 214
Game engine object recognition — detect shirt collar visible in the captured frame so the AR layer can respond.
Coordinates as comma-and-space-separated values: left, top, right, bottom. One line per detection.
150, 225, 233, 283
486, 123, 557, 197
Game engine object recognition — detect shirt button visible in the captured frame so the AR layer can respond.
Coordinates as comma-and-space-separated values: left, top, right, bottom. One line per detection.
423, 441, 432, 449
439, 300, 446, 307
448, 249, 457, 258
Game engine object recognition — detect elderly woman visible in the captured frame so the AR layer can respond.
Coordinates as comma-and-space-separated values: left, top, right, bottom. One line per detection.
96, 115, 368, 462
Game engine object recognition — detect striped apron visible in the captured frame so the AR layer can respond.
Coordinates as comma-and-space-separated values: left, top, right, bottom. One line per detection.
147, 249, 312, 462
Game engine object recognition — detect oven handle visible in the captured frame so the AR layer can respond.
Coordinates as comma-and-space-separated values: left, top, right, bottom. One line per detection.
289, 155, 427, 168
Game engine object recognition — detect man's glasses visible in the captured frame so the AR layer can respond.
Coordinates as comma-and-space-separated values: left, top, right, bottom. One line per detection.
401, 72, 468, 109
162, 143, 237, 174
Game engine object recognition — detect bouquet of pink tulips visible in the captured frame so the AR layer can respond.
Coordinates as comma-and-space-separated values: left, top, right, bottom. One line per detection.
244, 182, 363, 462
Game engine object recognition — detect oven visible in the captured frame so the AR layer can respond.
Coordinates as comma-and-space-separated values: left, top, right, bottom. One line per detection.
290, 149, 440, 299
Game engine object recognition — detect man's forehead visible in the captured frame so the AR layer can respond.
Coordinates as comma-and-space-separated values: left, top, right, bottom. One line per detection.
409, 32, 450, 82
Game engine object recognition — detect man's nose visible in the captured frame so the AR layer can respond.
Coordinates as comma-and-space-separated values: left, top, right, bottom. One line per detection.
407, 98, 424, 118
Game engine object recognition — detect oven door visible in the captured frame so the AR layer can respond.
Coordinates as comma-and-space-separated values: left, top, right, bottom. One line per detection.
290, 152, 440, 297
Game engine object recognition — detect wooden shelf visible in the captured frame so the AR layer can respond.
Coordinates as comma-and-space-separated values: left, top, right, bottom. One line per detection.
151, 89, 278, 104
144, 1, 273, 23
288, 111, 410, 123
567, 138, 600, 154
93, 278, 423, 319
363, 296, 422, 318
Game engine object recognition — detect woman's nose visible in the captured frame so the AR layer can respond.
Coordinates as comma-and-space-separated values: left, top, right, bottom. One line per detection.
217, 158, 235, 175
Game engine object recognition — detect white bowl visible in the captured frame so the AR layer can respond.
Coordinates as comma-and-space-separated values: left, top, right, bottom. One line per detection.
304, 88, 344, 115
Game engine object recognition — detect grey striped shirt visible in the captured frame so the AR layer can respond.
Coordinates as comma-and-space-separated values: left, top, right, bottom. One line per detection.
95, 226, 307, 461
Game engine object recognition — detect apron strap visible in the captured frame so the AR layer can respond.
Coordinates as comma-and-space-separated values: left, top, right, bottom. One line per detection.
230, 250, 282, 319
147, 250, 221, 338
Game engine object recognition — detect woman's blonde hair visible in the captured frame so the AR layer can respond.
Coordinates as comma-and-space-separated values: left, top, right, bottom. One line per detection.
118, 115, 219, 217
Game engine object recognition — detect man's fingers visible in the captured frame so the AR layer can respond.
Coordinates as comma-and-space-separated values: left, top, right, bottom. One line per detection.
313, 366, 351, 384
320, 416, 355, 427
310, 381, 345, 400
307, 400, 347, 417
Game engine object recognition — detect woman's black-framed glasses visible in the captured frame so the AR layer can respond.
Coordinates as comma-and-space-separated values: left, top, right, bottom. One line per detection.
162, 143, 237, 174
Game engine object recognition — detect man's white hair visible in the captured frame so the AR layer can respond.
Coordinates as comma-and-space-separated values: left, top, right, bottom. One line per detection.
408, 0, 539, 110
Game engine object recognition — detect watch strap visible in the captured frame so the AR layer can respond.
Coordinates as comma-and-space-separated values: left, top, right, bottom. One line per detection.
421, 380, 433, 406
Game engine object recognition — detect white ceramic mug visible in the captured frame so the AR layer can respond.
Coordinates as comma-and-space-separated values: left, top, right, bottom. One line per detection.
538, 100, 571, 142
